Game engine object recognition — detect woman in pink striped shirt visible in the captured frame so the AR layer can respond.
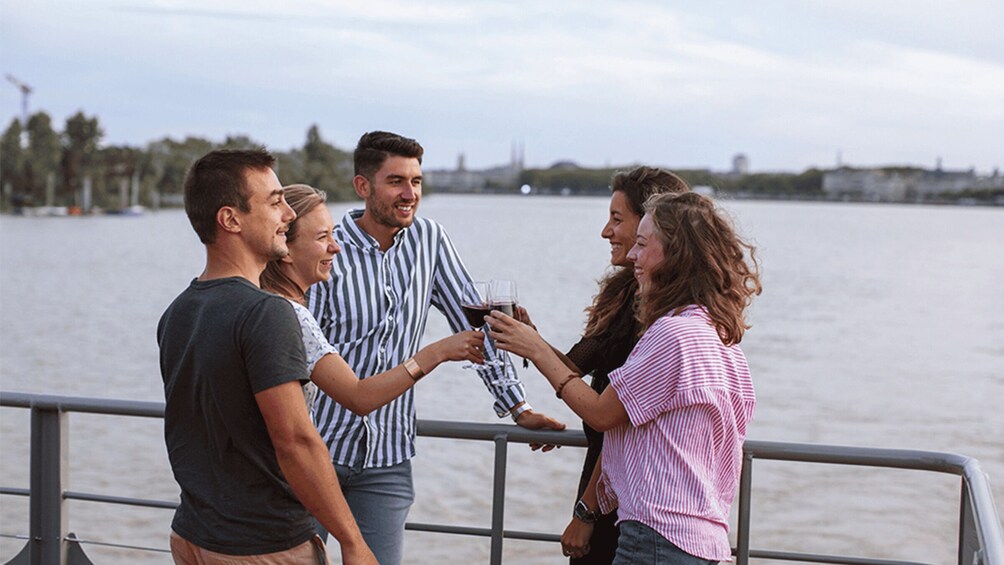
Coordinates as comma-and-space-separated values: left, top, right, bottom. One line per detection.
488, 192, 761, 564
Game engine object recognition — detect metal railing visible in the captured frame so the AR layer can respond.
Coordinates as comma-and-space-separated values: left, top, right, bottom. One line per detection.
2, 391, 1002, 565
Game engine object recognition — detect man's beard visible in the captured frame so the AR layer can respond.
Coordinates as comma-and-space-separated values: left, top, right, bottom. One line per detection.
370, 195, 416, 229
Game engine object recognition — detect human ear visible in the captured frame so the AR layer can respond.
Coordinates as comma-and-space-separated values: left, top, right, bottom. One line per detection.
217, 207, 241, 234
353, 175, 371, 199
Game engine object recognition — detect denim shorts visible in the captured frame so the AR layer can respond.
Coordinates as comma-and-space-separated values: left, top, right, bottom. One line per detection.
613, 521, 717, 565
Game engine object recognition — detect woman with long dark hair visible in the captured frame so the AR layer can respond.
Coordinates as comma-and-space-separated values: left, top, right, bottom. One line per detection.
491, 192, 761, 564
520, 167, 690, 563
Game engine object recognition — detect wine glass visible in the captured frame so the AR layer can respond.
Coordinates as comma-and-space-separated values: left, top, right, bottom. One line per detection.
460, 281, 492, 370
488, 279, 522, 381
489, 279, 518, 318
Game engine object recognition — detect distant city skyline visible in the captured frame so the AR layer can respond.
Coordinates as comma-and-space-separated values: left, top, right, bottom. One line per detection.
3, 1, 1002, 174
424, 146, 998, 176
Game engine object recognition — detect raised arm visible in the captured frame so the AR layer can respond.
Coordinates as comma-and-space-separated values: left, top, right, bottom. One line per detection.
426, 225, 565, 433
486, 311, 629, 432
310, 331, 485, 416
427, 225, 528, 414
255, 381, 377, 565
515, 305, 582, 375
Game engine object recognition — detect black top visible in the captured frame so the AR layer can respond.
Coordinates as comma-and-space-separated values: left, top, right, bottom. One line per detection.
565, 301, 639, 498
158, 277, 313, 555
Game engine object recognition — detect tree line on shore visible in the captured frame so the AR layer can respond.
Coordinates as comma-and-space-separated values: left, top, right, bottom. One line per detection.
518, 166, 824, 198
0, 112, 355, 211
1, 110, 831, 211
14, 110, 993, 211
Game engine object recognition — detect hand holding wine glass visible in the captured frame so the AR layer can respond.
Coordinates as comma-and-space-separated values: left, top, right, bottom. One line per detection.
513, 305, 537, 331
484, 307, 552, 362
490, 279, 530, 369
427, 331, 486, 365
460, 281, 492, 369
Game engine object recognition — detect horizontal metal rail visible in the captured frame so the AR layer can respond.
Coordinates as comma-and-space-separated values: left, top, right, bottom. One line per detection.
735, 440, 1004, 565
2, 390, 1002, 565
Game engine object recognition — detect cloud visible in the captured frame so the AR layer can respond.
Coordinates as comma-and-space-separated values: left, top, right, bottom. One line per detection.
2, 0, 1001, 170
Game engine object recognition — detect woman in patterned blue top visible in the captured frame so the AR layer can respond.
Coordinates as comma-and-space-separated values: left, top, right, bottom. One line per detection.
261, 184, 485, 415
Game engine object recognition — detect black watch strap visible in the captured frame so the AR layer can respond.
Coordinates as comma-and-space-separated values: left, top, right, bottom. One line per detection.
573, 499, 598, 524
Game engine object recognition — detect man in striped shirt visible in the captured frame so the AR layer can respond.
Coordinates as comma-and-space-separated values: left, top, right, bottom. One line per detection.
306, 131, 564, 564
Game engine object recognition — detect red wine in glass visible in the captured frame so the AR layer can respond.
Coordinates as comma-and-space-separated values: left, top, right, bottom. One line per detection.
488, 279, 523, 378
490, 280, 518, 317
489, 302, 515, 317
462, 304, 492, 328
462, 281, 492, 370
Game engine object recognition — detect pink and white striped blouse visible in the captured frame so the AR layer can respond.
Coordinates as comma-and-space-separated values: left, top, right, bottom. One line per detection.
596, 305, 755, 562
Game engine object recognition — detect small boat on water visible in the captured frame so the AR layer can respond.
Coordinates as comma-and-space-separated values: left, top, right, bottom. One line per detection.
11, 206, 70, 217
103, 205, 147, 216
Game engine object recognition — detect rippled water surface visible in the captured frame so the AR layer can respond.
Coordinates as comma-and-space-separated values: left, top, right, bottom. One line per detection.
2, 195, 1002, 564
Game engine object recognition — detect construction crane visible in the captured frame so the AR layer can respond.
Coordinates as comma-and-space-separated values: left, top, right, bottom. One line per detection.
5, 74, 33, 128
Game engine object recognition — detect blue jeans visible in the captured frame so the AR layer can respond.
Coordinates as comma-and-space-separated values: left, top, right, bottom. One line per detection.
315, 459, 414, 565
613, 521, 717, 565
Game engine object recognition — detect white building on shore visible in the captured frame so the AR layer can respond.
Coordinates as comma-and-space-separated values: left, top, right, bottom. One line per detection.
822, 161, 1002, 201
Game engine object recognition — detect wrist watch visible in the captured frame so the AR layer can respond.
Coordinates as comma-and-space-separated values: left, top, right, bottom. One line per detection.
573, 499, 598, 524
510, 402, 533, 422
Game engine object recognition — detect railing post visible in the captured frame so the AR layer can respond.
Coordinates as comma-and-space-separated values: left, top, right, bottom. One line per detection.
29, 405, 69, 565
735, 449, 753, 565
490, 433, 508, 565
959, 479, 981, 565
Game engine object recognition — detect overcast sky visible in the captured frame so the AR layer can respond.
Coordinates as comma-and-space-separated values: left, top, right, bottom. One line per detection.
2, 0, 1002, 173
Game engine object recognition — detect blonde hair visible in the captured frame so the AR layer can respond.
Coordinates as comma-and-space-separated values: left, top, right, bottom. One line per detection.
260, 184, 327, 303
638, 192, 761, 345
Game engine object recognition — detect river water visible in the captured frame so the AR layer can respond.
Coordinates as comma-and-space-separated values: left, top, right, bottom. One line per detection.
1, 195, 1002, 564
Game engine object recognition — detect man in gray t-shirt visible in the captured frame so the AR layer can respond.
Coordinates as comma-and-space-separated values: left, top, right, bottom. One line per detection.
157, 148, 376, 564
159, 277, 312, 553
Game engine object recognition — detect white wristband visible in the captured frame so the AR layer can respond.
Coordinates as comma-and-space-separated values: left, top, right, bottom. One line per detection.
510, 402, 533, 422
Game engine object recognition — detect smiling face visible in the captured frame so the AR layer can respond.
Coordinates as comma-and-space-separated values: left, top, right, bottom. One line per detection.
357, 155, 422, 236
601, 190, 641, 268
283, 204, 339, 291
627, 213, 665, 290
240, 167, 296, 262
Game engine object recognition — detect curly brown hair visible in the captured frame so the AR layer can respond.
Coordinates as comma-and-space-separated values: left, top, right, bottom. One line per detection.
583, 166, 690, 339
638, 192, 762, 345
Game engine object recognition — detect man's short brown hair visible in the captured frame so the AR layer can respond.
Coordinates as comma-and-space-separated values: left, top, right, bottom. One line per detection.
183, 148, 276, 244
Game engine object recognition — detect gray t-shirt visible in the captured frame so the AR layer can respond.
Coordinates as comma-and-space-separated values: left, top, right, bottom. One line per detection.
157, 277, 312, 555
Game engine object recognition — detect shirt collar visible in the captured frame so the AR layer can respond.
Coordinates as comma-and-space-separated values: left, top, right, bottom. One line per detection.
338, 208, 411, 251
673, 304, 709, 321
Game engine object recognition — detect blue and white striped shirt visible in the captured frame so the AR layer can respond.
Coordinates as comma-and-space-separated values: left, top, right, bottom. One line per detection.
305, 209, 527, 468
